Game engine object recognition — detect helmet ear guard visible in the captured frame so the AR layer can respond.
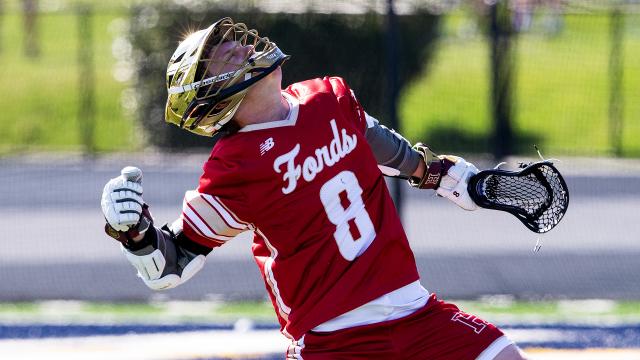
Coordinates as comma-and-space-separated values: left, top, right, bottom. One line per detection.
165, 17, 290, 137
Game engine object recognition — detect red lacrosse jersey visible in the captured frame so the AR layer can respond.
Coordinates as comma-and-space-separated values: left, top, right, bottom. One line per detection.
180, 77, 420, 340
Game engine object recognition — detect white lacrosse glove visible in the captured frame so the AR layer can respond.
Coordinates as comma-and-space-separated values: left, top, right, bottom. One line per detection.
122, 226, 207, 290
101, 167, 148, 232
409, 144, 478, 211
123, 248, 206, 290
435, 155, 478, 211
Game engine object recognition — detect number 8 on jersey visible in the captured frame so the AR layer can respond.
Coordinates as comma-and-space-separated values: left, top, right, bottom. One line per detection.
320, 171, 376, 261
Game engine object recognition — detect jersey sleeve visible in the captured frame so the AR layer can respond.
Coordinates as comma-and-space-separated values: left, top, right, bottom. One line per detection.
180, 190, 250, 248
327, 77, 368, 135
180, 147, 254, 248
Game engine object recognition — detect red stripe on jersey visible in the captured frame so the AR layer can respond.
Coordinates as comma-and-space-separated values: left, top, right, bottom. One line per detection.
184, 203, 233, 242
199, 194, 245, 231
182, 219, 225, 248
265, 267, 290, 321
182, 214, 205, 238
185, 202, 219, 236
211, 194, 250, 226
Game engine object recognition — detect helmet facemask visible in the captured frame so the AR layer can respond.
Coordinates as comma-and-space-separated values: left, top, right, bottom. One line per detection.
165, 17, 289, 137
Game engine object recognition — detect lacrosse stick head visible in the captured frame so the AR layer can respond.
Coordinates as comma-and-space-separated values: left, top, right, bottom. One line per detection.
468, 161, 569, 233
165, 17, 290, 137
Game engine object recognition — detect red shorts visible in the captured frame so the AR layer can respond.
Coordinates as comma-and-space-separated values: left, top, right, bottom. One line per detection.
287, 294, 509, 360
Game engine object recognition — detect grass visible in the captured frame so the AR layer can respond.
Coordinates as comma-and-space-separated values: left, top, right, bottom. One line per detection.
0, 7, 639, 156
0, 8, 134, 154
400, 12, 640, 156
455, 298, 640, 325
0, 299, 639, 325
0, 300, 276, 324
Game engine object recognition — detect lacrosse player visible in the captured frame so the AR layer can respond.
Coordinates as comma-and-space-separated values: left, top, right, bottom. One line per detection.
101, 18, 528, 360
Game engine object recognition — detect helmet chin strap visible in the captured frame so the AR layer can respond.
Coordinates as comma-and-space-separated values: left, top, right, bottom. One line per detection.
204, 100, 243, 134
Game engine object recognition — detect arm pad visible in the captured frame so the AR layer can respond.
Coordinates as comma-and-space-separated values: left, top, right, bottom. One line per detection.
363, 113, 421, 179
122, 223, 212, 290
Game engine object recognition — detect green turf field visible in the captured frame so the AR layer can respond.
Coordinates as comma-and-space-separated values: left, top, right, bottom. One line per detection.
1, 7, 638, 156
0, 299, 638, 325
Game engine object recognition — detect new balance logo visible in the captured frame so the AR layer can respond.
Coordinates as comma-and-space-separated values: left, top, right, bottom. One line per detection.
260, 138, 275, 155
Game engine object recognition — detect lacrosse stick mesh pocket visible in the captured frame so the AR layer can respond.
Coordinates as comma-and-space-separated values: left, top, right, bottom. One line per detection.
471, 162, 569, 233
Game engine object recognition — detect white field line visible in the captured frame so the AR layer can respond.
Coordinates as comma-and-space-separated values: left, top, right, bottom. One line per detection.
0, 329, 289, 360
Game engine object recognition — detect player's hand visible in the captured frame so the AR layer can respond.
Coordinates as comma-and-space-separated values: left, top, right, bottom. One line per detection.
409, 144, 478, 211
101, 167, 149, 236
435, 155, 478, 211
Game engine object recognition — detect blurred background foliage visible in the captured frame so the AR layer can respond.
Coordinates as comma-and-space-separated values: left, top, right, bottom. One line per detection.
0, 0, 638, 156
129, 2, 439, 148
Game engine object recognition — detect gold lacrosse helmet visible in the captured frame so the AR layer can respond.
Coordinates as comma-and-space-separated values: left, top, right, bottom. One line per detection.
165, 17, 290, 136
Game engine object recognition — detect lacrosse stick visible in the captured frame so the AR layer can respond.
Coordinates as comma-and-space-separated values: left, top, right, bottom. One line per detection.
467, 160, 569, 233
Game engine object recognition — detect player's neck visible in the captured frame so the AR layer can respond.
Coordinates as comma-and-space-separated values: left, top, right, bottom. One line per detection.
234, 83, 289, 127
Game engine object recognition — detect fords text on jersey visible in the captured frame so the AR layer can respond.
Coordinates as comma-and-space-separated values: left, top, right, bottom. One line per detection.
272, 119, 358, 194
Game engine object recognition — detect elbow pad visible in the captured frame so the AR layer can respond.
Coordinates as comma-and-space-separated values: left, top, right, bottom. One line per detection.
122, 224, 211, 290
363, 113, 421, 178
